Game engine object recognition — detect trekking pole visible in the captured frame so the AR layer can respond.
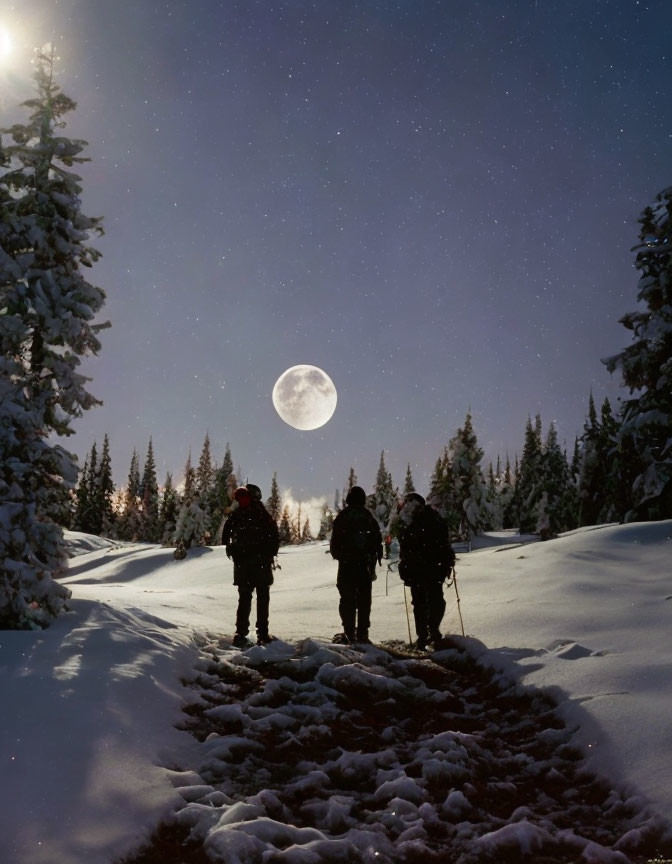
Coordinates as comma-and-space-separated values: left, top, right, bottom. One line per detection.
452, 566, 465, 637
403, 584, 413, 644
385, 559, 395, 597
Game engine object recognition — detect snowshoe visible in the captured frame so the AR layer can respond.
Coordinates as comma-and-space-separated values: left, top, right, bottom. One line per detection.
332, 632, 354, 645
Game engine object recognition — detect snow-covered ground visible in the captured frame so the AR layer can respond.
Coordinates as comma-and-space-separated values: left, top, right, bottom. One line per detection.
0, 521, 670, 863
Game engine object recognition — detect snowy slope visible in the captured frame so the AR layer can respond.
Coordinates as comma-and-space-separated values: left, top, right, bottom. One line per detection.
0, 521, 669, 863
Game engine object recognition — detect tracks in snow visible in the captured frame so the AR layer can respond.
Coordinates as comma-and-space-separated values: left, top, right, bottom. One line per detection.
120, 637, 671, 864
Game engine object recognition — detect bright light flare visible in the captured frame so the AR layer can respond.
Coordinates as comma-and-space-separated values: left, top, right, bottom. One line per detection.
0, 26, 13, 60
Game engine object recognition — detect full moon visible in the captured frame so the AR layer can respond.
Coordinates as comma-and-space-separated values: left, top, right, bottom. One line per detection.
272, 365, 337, 431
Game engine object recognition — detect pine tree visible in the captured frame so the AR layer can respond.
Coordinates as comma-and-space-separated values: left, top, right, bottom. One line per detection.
84, 441, 99, 533
278, 505, 292, 545
158, 473, 179, 544
140, 439, 159, 541
73, 456, 89, 532
427, 449, 459, 537
603, 187, 672, 520
577, 393, 603, 527
484, 462, 501, 531
514, 417, 544, 532
266, 472, 281, 523
173, 451, 207, 549
95, 434, 115, 536
346, 467, 357, 495
403, 463, 415, 496
196, 433, 213, 497
597, 398, 619, 522
182, 451, 195, 503
449, 411, 488, 538
118, 449, 142, 540
368, 451, 397, 531
499, 454, 515, 529
535, 423, 575, 538
504, 455, 512, 487
570, 437, 581, 485
317, 503, 334, 540
301, 518, 313, 543
0, 46, 108, 627
209, 443, 236, 542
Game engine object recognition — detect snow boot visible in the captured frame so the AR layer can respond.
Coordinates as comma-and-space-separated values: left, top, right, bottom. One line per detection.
232, 633, 252, 649
429, 629, 442, 646
414, 637, 428, 651
332, 632, 354, 645
257, 634, 276, 645
356, 630, 372, 644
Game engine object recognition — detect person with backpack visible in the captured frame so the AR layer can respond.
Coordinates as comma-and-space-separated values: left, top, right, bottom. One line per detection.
329, 486, 383, 644
222, 484, 280, 647
397, 491, 455, 650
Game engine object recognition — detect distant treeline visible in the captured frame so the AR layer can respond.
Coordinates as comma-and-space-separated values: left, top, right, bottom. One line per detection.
69, 435, 322, 549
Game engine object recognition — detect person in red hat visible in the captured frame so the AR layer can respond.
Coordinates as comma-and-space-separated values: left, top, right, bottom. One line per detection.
222, 485, 279, 647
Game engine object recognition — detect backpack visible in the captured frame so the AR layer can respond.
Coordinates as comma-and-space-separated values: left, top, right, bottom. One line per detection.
337, 507, 377, 560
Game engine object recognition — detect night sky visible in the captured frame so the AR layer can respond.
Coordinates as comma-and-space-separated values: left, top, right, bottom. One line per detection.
2, 1, 671, 503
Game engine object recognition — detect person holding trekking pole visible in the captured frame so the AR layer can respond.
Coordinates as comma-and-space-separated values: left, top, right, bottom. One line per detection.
397, 492, 455, 650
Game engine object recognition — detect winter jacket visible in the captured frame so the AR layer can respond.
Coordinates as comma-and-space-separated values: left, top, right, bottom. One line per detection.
398, 505, 455, 585
222, 502, 279, 564
330, 504, 383, 567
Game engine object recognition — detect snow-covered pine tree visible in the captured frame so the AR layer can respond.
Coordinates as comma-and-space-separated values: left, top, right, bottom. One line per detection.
196, 433, 213, 498
368, 451, 397, 531
173, 451, 208, 550
158, 472, 179, 544
0, 47, 107, 627
301, 518, 312, 543
403, 463, 415, 496
427, 448, 459, 537
209, 442, 236, 541
603, 187, 672, 520
448, 411, 488, 539
140, 439, 159, 541
94, 434, 115, 536
317, 503, 333, 540
266, 472, 281, 524
278, 505, 292, 545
